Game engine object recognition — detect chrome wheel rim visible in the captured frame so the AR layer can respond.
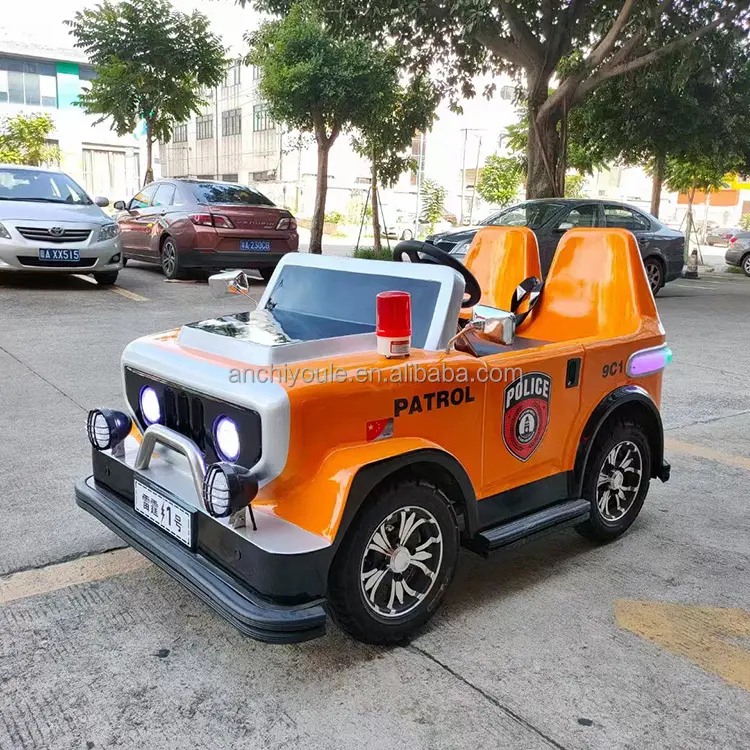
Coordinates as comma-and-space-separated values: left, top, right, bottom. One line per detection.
743, 256, 750, 275
596, 440, 643, 522
162, 242, 176, 276
360, 506, 443, 619
645, 262, 661, 292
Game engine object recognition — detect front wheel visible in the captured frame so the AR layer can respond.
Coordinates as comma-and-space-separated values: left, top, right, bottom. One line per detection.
742, 254, 750, 277
93, 270, 118, 286
644, 258, 663, 295
328, 480, 459, 644
576, 418, 652, 542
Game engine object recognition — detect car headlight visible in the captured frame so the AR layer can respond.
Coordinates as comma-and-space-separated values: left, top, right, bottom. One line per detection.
98, 223, 120, 242
0, 222, 11, 240
86, 408, 132, 450
214, 416, 241, 462
203, 462, 259, 528
139, 386, 161, 425
451, 240, 471, 256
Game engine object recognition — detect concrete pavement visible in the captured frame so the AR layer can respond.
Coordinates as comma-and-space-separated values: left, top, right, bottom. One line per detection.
0, 264, 748, 750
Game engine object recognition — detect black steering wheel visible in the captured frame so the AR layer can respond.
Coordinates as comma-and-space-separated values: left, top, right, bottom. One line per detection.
393, 240, 482, 308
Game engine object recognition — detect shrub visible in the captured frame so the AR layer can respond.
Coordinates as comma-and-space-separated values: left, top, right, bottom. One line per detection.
353, 246, 394, 260
324, 210, 345, 224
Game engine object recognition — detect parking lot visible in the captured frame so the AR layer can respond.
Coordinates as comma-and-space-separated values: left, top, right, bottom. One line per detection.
1, 262, 749, 750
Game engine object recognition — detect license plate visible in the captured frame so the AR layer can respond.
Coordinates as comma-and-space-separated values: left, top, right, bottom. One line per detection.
134, 479, 194, 548
39, 248, 80, 262
240, 239, 271, 252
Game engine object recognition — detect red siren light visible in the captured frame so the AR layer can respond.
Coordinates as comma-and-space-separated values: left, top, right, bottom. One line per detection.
376, 291, 412, 358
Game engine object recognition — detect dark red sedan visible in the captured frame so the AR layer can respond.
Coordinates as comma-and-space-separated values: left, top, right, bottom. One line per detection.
114, 179, 299, 280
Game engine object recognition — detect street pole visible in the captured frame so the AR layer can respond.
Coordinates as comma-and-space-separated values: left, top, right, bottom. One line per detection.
468, 135, 482, 225
459, 128, 468, 225
414, 131, 425, 239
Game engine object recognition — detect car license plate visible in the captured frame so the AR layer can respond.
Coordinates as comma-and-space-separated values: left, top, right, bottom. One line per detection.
39, 248, 80, 262
134, 479, 194, 548
240, 239, 271, 252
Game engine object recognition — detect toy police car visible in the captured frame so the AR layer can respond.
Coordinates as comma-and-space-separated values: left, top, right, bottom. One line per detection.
76, 226, 671, 644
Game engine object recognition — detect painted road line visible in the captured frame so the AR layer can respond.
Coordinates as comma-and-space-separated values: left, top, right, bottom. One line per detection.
615, 600, 750, 693
111, 286, 149, 302
672, 283, 721, 291
665, 438, 750, 471
0, 548, 150, 606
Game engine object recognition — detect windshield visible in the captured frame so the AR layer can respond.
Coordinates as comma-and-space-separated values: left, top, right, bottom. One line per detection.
0, 168, 92, 204
481, 202, 565, 229
191, 182, 275, 206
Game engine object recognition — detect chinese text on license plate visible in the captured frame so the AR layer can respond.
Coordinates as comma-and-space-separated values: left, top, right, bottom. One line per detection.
134, 479, 193, 547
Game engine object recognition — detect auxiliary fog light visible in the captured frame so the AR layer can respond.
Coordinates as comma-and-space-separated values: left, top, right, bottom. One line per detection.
626, 345, 673, 378
203, 462, 259, 530
86, 409, 132, 450
139, 386, 161, 425
214, 415, 241, 462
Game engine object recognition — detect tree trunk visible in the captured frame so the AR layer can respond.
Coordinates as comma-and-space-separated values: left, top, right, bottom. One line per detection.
526, 89, 566, 199
144, 125, 154, 186
371, 161, 382, 258
309, 143, 330, 255
651, 153, 665, 218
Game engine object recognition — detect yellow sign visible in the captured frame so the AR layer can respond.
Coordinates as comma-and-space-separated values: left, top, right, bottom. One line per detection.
727, 174, 750, 191
615, 600, 750, 692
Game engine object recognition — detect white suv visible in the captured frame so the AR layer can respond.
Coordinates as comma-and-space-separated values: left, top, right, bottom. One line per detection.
0, 164, 122, 285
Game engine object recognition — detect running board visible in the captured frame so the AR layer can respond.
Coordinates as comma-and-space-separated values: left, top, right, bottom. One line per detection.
470, 499, 590, 556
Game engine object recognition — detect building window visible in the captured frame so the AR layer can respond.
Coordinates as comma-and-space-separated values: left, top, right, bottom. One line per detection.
222, 173, 239, 182
252, 65, 261, 81
410, 132, 426, 186
253, 104, 273, 132
196, 115, 214, 140
0, 58, 57, 107
500, 85, 515, 101
224, 62, 241, 88
199, 86, 213, 100
172, 124, 188, 143
252, 170, 276, 182
222, 108, 242, 136
197, 174, 214, 180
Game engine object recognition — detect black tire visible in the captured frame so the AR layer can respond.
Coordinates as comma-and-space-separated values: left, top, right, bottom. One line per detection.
328, 480, 459, 644
575, 418, 652, 542
400, 229, 414, 240
742, 253, 750, 277
644, 257, 663, 296
160, 236, 185, 280
259, 266, 275, 283
121, 257, 128, 267
93, 270, 118, 286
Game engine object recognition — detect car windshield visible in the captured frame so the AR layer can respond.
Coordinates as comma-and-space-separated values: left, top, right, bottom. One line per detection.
0, 167, 92, 204
481, 202, 565, 229
191, 182, 275, 206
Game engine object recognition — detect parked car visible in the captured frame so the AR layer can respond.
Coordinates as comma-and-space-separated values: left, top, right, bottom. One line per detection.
706, 226, 741, 246
725, 232, 750, 276
381, 212, 417, 240
427, 198, 684, 295
115, 179, 299, 280
0, 164, 121, 285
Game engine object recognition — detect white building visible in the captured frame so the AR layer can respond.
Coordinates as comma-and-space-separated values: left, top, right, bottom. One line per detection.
159, 64, 520, 227
0, 40, 149, 202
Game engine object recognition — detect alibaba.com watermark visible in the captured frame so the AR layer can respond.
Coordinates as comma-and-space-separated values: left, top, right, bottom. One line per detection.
228, 362, 524, 386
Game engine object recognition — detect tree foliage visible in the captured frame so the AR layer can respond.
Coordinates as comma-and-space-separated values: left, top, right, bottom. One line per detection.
0, 113, 60, 166
67, 0, 226, 183
255, 0, 750, 199
475, 155, 523, 207
246, 2, 414, 253
421, 178, 446, 232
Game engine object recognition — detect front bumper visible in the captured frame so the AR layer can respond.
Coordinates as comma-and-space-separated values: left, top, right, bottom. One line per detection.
0, 237, 122, 273
76, 476, 327, 643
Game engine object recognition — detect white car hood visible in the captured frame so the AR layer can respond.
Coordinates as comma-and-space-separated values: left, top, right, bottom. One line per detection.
0, 201, 110, 225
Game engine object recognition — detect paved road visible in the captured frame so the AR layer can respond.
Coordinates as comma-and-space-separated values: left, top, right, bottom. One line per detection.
0, 261, 748, 750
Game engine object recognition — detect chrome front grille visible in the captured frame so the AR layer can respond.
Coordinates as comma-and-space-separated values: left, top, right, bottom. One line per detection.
17, 227, 91, 244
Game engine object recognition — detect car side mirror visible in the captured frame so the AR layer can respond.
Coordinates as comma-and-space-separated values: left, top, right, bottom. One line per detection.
94, 196, 109, 208
472, 304, 516, 345
113, 200, 127, 211
208, 270, 253, 298
553, 221, 574, 233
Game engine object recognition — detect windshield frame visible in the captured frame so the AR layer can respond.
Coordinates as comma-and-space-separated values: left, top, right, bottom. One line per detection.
190, 182, 275, 207
0, 167, 93, 205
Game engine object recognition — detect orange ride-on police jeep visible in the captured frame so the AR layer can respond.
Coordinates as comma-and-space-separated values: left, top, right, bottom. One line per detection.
76, 226, 672, 644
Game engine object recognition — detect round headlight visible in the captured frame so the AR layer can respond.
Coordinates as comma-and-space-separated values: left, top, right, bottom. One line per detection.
204, 464, 231, 516
214, 416, 240, 462
86, 408, 132, 450
139, 386, 161, 425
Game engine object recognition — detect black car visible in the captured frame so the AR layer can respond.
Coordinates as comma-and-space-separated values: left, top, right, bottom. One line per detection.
725, 232, 750, 276
428, 199, 685, 294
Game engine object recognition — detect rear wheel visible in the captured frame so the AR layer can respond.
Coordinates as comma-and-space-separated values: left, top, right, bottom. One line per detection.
328, 480, 459, 644
160, 237, 185, 280
742, 254, 750, 277
400, 229, 414, 240
644, 257, 663, 295
93, 270, 118, 286
576, 418, 652, 542
259, 267, 275, 283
